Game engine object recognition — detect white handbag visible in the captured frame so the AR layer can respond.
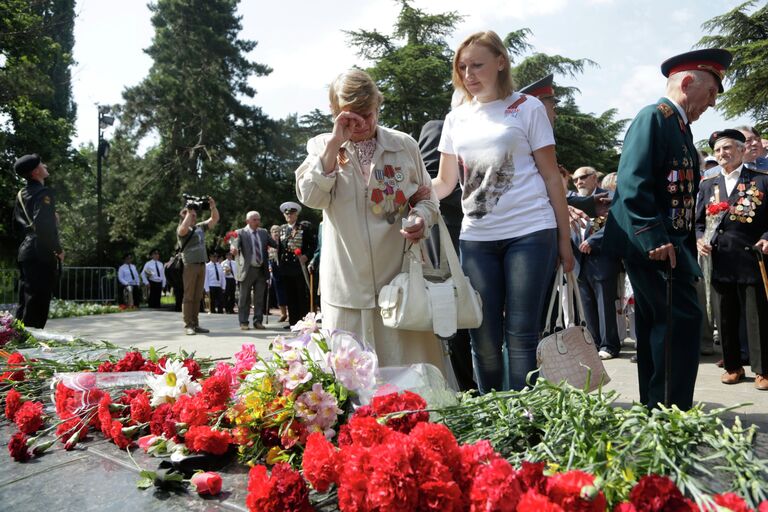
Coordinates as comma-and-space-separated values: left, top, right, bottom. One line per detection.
536, 266, 610, 392
378, 217, 482, 337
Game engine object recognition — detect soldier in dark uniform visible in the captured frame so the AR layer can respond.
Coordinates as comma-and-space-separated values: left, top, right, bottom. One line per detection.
13, 154, 64, 328
603, 48, 733, 409
278, 201, 316, 327
695, 129, 768, 391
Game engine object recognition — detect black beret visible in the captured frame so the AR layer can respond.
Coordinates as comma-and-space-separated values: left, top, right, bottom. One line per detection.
14, 154, 41, 177
660, 48, 733, 93
708, 129, 746, 149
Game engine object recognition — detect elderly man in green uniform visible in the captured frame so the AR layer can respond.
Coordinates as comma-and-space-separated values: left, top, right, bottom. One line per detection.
13, 154, 64, 328
604, 48, 733, 410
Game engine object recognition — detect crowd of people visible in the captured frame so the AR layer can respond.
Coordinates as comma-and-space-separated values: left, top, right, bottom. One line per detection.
12, 29, 768, 410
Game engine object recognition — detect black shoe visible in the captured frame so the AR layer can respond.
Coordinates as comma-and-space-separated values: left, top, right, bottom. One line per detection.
194, 326, 210, 334
630, 355, 638, 363
283, 325, 291, 330
253, 323, 266, 330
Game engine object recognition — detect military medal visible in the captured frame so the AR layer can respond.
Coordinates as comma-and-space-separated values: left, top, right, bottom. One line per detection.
370, 164, 408, 224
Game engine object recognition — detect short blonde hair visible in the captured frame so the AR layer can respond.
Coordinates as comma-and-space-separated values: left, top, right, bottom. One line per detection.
329, 69, 384, 117
452, 31, 513, 103
601, 172, 618, 191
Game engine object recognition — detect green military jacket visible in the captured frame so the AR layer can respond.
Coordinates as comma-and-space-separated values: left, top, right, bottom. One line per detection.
603, 97, 702, 278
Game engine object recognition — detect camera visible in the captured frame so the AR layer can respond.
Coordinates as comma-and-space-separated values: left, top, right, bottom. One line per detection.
183, 194, 210, 211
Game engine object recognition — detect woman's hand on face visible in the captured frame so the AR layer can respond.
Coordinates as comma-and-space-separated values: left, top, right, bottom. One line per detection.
331, 111, 366, 145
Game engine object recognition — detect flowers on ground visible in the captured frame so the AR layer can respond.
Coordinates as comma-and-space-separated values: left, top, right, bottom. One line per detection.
146, 358, 202, 406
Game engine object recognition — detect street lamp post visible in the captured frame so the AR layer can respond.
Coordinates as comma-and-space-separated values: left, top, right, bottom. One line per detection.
97, 105, 114, 265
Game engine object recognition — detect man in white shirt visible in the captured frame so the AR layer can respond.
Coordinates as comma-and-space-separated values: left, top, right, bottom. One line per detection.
141, 249, 166, 308
118, 253, 141, 307
221, 252, 238, 314
204, 252, 226, 314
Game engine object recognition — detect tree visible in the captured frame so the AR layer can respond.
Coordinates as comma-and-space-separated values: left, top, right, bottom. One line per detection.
0, 0, 79, 263
507, 38, 626, 174
698, 0, 768, 133
345, 0, 462, 138
105, 0, 274, 262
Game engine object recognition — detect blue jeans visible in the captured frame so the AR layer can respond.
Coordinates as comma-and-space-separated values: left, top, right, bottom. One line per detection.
460, 229, 558, 392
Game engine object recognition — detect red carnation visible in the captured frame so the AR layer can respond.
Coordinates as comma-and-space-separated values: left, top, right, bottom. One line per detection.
56, 417, 88, 449
409, 422, 462, 475
302, 432, 340, 493
98, 393, 116, 437
2, 352, 27, 381
115, 351, 146, 372
139, 360, 160, 373
469, 457, 523, 512
8, 432, 31, 462
172, 394, 209, 427
366, 439, 419, 511
627, 475, 693, 512
370, 390, 429, 434
519, 461, 548, 494
758, 501, 768, 512
184, 425, 232, 455
130, 391, 153, 424
546, 470, 606, 512
5, 388, 22, 421
713, 493, 750, 512
294, 248, 302, 256
110, 420, 134, 449
149, 403, 176, 438
246, 463, 312, 512
200, 373, 231, 409
183, 358, 202, 380
191, 471, 223, 496
458, 439, 503, 493
517, 489, 565, 512
14, 400, 44, 434
97, 360, 115, 372
340, 415, 390, 448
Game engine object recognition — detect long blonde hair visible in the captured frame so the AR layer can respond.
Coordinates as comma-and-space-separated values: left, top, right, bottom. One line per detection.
452, 31, 513, 103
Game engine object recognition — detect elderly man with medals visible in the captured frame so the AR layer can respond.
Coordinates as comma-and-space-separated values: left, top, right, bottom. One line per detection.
695, 129, 768, 391
603, 48, 733, 409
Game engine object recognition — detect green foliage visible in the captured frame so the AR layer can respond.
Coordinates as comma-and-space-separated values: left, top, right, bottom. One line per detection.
0, 0, 78, 262
345, 0, 462, 138
437, 379, 768, 508
554, 99, 627, 173
698, 0, 768, 133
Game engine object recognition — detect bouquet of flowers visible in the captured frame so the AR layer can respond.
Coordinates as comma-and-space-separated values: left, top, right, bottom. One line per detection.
223, 230, 238, 245
228, 315, 377, 467
0, 313, 29, 347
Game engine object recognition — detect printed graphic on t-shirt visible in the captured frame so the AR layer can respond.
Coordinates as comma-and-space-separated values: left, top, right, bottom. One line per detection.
459, 152, 516, 219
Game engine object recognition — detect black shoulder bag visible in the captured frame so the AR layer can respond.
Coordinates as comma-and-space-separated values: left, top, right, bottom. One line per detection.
166, 227, 195, 272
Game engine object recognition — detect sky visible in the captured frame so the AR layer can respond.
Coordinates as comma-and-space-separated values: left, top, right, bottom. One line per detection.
70, 0, 756, 158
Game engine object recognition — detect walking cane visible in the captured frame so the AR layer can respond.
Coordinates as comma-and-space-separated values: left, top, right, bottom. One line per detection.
310, 272, 315, 313
753, 246, 768, 301
265, 277, 271, 325
663, 258, 673, 408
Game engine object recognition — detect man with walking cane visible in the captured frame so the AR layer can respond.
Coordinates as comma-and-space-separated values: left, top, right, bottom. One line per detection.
604, 49, 733, 409
695, 129, 768, 391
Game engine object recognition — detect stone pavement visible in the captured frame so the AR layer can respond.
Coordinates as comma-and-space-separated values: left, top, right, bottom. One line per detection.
42, 309, 768, 429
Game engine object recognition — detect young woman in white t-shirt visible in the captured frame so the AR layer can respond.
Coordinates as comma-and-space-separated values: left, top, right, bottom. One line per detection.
433, 30, 575, 393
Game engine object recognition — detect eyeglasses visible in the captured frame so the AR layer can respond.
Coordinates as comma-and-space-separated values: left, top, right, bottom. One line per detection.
573, 173, 595, 181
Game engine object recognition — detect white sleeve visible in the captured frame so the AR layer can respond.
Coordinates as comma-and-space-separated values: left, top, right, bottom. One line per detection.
526, 101, 556, 152
437, 112, 455, 155
220, 265, 226, 290
117, 266, 128, 285
295, 135, 337, 210
141, 262, 150, 285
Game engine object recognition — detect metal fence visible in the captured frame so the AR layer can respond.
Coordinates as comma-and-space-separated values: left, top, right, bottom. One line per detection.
0, 267, 118, 305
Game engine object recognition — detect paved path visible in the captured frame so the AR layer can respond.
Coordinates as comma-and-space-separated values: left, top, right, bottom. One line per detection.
41, 309, 768, 428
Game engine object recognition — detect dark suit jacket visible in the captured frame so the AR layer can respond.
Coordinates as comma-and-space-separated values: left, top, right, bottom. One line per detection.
695, 167, 768, 284
232, 227, 276, 281
573, 188, 621, 280
603, 97, 701, 278
14, 181, 61, 263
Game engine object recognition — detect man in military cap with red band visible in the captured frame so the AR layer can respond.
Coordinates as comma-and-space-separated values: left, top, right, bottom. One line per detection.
603, 48, 733, 409
13, 154, 64, 328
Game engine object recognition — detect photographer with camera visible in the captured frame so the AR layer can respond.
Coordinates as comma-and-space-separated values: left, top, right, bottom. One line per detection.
176, 195, 219, 335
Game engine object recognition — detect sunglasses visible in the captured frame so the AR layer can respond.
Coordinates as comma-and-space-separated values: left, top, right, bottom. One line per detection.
573, 174, 595, 181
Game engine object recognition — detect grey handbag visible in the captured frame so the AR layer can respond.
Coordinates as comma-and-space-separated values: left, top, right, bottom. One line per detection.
536, 266, 610, 392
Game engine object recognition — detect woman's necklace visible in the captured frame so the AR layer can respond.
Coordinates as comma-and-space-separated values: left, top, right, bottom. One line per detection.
352, 138, 376, 182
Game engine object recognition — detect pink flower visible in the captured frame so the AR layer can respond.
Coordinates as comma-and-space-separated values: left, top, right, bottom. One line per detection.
191, 471, 223, 496
138, 435, 159, 452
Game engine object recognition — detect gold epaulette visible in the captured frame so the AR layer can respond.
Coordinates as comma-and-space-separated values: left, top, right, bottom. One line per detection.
656, 103, 675, 118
